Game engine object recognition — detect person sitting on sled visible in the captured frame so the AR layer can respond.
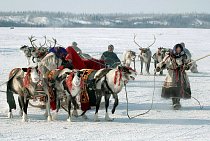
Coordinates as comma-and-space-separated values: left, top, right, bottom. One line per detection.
49, 47, 73, 70
101, 44, 121, 68
156, 43, 192, 110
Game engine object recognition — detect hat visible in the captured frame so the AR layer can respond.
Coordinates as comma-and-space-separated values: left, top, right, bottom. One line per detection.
108, 44, 114, 49
180, 42, 185, 48
72, 42, 77, 47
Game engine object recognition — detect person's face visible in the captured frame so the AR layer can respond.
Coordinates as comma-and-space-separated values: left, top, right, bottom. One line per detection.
176, 47, 182, 54
108, 47, 114, 52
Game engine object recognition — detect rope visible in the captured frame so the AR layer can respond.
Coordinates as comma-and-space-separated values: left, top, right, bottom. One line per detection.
124, 69, 203, 119
191, 96, 203, 109
125, 72, 156, 119
0, 81, 7, 87
0, 81, 8, 93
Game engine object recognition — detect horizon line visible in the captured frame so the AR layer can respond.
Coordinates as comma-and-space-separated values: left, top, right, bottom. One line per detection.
0, 11, 210, 15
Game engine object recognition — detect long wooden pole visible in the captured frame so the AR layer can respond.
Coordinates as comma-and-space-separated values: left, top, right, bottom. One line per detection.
187, 54, 210, 65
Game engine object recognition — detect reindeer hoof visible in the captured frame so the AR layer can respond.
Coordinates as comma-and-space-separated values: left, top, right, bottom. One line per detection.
8, 112, 13, 118
105, 117, 113, 121
105, 118, 113, 121
52, 113, 58, 121
72, 110, 78, 117
140, 73, 143, 75
67, 117, 76, 122
43, 112, 48, 118
22, 117, 28, 122
105, 113, 113, 121
94, 113, 100, 122
22, 113, 28, 122
47, 115, 52, 121
67, 117, 71, 122
19, 110, 23, 117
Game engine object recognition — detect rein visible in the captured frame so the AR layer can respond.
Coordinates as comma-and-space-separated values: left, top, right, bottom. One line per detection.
125, 72, 156, 119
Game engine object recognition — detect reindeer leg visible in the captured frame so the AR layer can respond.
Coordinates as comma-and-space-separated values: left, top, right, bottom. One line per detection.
66, 95, 72, 122
105, 93, 112, 121
111, 93, 119, 114
94, 89, 102, 122
140, 60, 143, 75
43, 78, 52, 121
21, 96, 29, 122
154, 61, 157, 75
53, 94, 60, 121
18, 96, 23, 117
71, 97, 79, 117
46, 95, 52, 121
148, 60, 151, 74
160, 70, 163, 75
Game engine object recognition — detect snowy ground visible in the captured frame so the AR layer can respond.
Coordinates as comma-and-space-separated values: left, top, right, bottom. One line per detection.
0, 27, 210, 141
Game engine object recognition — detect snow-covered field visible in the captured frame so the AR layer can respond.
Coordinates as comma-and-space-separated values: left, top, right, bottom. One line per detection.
0, 27, 210, 141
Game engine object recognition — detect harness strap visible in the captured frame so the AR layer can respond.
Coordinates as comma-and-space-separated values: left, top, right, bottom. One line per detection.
114, 70, 122, 86
104, 75, 114, 95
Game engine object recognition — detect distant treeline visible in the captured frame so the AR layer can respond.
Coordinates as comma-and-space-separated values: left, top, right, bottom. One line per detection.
0, 11, 210, 28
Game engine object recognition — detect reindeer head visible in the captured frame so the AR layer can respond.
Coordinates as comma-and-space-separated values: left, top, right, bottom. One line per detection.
118, 65, 137, 82
128, 50, 136, 61
20, 45, 33, 58
139, 47, 151, 54
134, 34, 156, 51
69, 70, 83, 87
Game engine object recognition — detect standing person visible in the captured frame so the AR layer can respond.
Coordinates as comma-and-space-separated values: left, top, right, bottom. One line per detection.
156, 43, 191, 110
101, 44, 121, 68
180, 42, 192, 59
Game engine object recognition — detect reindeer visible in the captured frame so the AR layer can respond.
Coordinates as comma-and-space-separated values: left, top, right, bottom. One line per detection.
122, 50, 136, 70
134, 34, 156, 75
20, 36, 48, 66
47, 68, 84, 121
6, 66, 53, 122
152, 47, 171, 75
70, 66, 137, 121
189, 60, 198, 73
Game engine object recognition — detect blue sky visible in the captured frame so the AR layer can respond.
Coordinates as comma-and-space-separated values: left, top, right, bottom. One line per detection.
0, 0, 209, 13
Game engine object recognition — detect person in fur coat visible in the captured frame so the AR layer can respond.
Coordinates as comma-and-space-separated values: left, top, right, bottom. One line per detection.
156, 44, 192, 110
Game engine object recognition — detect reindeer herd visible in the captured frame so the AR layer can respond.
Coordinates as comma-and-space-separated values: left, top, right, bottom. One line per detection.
122, 34, 198, 75
6, 36, 137, 122
4, 34, 199, 122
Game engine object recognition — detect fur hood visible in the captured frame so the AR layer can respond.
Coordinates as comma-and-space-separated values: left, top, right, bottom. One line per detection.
172, 44, 185, 58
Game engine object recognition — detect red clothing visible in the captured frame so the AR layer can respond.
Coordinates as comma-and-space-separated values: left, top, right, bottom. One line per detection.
65, 47, 105, 70
66, 46, 86, 70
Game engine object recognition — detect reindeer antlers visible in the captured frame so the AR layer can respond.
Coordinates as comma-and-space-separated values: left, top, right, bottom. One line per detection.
28, 36, 60, 48
52, 38, 57, 47
28, 35, 37, 48
39, 36, 47, 47
133, 34, 156, 48
147, 35, 156, 48
46, 38, 57, 48
133, 34, 143, 48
